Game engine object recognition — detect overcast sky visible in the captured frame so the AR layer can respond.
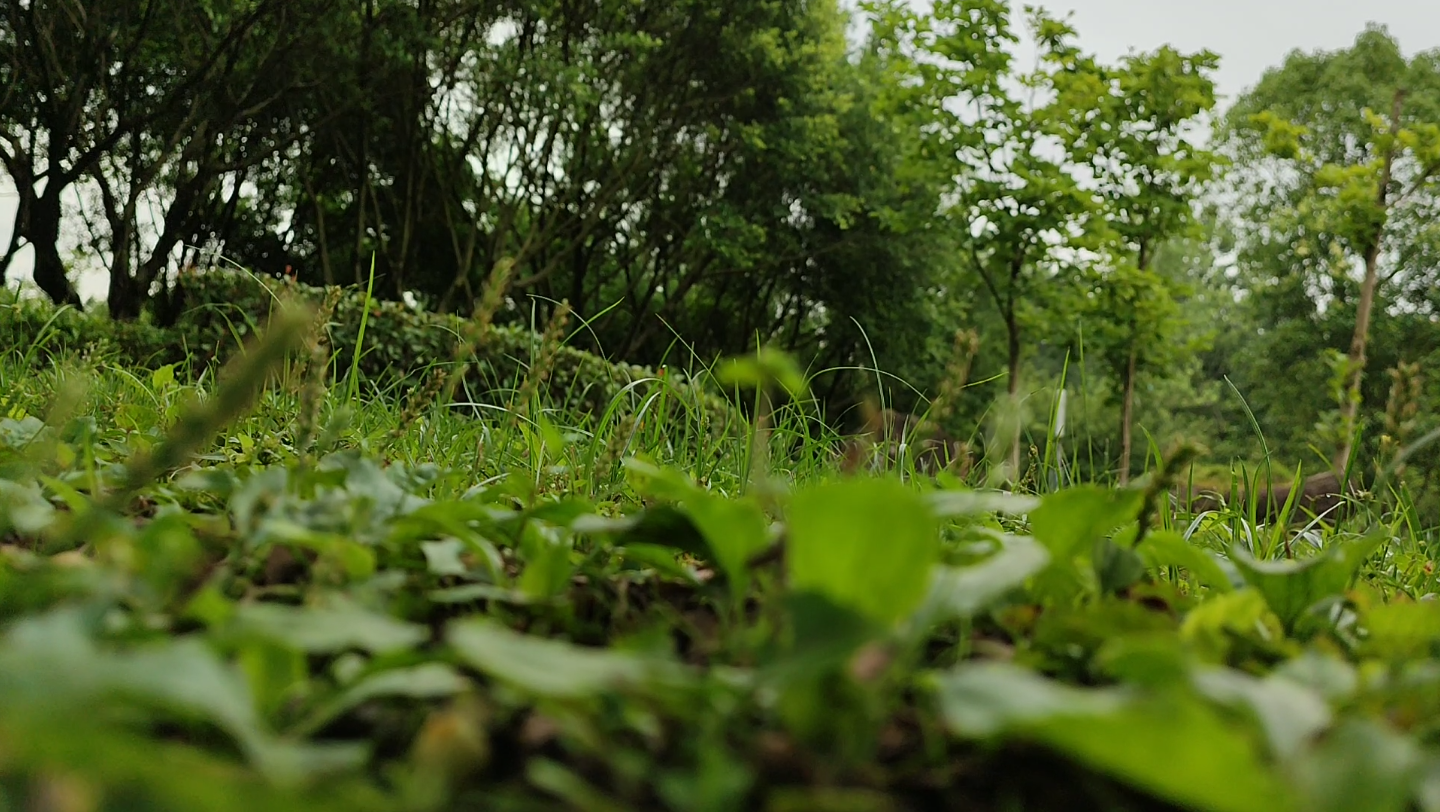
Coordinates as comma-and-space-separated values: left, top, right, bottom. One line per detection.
1016, 0, 1440, 108
4, 1, 1440, 302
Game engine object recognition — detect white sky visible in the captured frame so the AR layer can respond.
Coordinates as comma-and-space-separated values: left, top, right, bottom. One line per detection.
3, 1, 1439, 304
1015, 0, 1440, 108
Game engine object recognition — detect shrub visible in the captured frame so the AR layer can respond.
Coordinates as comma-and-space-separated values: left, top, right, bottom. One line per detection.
0, 298, 180, 369
2, 270, 739, 430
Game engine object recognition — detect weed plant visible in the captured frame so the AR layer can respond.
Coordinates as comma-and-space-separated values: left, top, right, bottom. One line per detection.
0, 296, 1437, 812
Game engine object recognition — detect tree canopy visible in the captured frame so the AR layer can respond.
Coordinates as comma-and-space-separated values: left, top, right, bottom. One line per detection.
4, 5, 1440, 498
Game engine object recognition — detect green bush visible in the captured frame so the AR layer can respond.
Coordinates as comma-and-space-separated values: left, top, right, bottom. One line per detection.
2, 270, 739, 429
0, 298, 180, 369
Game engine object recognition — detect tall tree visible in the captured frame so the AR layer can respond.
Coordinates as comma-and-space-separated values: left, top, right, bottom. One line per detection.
210, 0, 948, 408
1085, 46, 1221, 482
1223, 25, 1440, 471
0, 0, 332, 312
1080, 261, 1191, 483
865, 1, 1114, 473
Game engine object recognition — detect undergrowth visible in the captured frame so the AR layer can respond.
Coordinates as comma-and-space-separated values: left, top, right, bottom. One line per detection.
0, 297, 1438, 812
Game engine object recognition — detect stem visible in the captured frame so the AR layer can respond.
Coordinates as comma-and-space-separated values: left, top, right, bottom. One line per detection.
1119, 346, 1137, 485
1336, 88, 1406, 471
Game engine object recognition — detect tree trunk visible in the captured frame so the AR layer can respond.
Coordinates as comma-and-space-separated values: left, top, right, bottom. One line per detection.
1006, 316, 1022, 478
28, 192, 81, 308
117, 175, 210, 321
108, 264, 144, 319
1335, 89, 1405, 472
105, 220, 140, 319
1119, 345, 1137, 485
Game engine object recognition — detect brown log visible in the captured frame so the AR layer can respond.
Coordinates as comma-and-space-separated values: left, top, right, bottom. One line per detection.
1175, 471, 1358, 524
840, 408, 970, 477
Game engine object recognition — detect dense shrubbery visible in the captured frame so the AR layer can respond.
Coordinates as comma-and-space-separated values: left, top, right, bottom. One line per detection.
0, 320, 1433, 812
1, 270, 740, 431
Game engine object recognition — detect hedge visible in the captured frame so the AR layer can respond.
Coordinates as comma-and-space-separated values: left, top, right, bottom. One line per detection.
1, 271, 739, 430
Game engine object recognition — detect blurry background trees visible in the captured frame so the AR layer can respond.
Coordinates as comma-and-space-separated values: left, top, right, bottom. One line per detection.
4, 2, 1439, 500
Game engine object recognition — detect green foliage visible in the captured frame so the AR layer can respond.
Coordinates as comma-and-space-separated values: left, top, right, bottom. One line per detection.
868, 3, 1114, 392
0, 323, 1434, 810
1, 0, 962, 425
0, 0, 339, 313
933, 663, 1294, 812
2, 270, 738, 431
10, 9, 1440, 808
1219, 24, 1440, 469
786, 477, 939, 627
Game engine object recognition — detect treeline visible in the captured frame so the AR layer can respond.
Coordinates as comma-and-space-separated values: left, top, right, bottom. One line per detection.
2, 3, 1440, 496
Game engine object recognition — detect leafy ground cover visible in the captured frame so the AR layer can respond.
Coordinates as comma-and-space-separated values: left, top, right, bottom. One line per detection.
1, 301, 1439, 812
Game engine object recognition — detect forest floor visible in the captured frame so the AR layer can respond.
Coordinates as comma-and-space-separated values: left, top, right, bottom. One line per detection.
0, 307, 1437, 812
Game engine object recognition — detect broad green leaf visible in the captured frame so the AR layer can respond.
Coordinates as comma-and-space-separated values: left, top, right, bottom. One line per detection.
621, 459, 769, 594
517, 522, 576, 599
786, 478, 940, 627
447, 618, 688, 700
681, 493, 770, 600
620, 542, 702, 582
535, 413, 568, 459
931, 662, 1126, 737
622, 457, 702, 503
926, 489, 1040, 518
765, 592, 877, 685
1192, 666, 1331, 761
132, 510, 203, 600
1093, 536, 1146, 594
295, 663, 467, 736
0, 415, 47, 450
238, 639, 307, 719
599, 503, 710, 559
528, 758, 631, 812
391, 501, 507, 580
933, 663, 1293, 812
714, 346, 808, 400
1029, 486, 1144, 559
259, 520, 376, 580
150, 363, 177, 391
38, 473, 92, 513
1417, 756, 1440, 812
1230, 533, 1386, 632
1180, 589, 1286, 661
1096, 634, 1192, 687
428, 583, 540, 605
0, 478, 56, 535
174, 466, 241, 498
421, 538, 469, 577
1140, 529, 1235, 592
1293, 719, 1421, 812
0, 719, 383, 812
325, 452, 428, 518
229, 596, 428, 655
0, 609, 365, 783
1035, 697, 1293, 812
1362, 601, 1440, 660
655, 742, 755, 812
1272, 651, 1358, 703
917, 534, 1049, 624
525, 497, 601, 529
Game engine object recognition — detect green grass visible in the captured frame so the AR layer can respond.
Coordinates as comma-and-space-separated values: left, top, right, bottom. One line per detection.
0, 305, 1438, 812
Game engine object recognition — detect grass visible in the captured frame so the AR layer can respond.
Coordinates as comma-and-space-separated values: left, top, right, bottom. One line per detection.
0, 300, 1438, 812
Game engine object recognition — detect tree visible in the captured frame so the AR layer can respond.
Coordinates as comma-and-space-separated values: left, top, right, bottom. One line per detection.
1084, 46, 1221, 483
0, 0, 334, 313
1081, 261, 1192, 483
1223, 25, 1440, 472
865, 2, 1131, 475
199, 0, 952, 420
